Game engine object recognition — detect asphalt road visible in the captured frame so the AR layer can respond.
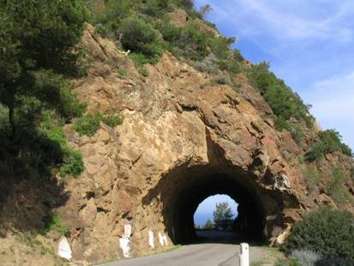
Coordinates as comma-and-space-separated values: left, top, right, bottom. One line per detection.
99, 230, 274, 266
100, 243, 268, 266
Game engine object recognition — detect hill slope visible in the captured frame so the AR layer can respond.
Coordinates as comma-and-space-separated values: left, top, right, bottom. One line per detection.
0, 1, 353, 265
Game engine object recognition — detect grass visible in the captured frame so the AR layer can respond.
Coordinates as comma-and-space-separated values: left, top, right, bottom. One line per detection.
17, 232, 56, 256
251, 247, 285, 266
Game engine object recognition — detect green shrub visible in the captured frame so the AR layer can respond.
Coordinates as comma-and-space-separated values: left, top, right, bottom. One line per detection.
248, 63, 313, 128
159, 19, 242, 73
42, 214, 69, 236
60, 149, 84, 177
177, 0, 194, 10
119, 17, 162, 63
283, 208, 354, 260
74, 113, 101, 136
326, 168, 352, 205
129, 52, 151, 67
341, 143, 353, 157
41, 111, 84, 177
304, 142, 324, 162
305, 130, 352, 161
129, 53, 150, 76
208, 36, 235, 60
315, 257, 354, 266
91, 0, 132, 37
139, 0, 172, 17
102, 114, 122, 128
218, 58, 242, 74
167, 22, 209, 60
74, 112, 122, 135
158, 20, 183, 43
58, 82, 86, 120
290, 249, 321, 266
208, 36, 244, 75
0, 104, 10, 134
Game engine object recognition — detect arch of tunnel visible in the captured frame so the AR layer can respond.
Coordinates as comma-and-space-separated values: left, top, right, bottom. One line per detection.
142, 161, 293, 245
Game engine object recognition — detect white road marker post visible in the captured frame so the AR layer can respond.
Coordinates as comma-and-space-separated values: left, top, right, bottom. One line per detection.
239, 243, 249, 266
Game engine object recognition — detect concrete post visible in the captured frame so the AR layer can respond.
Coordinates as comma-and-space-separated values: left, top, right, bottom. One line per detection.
239, 243, 249, 266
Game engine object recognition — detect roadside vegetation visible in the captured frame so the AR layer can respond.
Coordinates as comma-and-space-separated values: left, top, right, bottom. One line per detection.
0, 0, 87, 179
279, 208, 354, 265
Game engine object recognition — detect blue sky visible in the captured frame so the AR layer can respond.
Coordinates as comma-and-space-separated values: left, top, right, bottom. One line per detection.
194, 194, 238, 226
193, 1, 354, 220
194, 0, 354, 150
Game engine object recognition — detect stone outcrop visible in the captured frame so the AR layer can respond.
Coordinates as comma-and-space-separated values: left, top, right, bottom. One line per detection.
49, 25, 353, 264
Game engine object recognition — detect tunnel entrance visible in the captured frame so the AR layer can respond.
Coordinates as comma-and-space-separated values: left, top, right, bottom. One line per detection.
142, 164, 284, 246
171, 173, 266, 244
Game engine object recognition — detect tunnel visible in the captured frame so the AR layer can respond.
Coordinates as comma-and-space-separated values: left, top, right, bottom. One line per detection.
142, 163, 281, 245
170, 171, 266, 244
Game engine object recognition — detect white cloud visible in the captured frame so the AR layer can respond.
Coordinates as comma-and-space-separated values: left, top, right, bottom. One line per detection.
200, 0, 354, 43
304, 72, 354, 120
302, 72, 354, 148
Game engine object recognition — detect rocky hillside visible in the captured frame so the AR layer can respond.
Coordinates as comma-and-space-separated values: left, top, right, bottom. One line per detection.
0, 1, 353, 265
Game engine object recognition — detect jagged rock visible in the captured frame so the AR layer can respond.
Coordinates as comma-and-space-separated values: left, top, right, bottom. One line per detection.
51, 26, 353, 264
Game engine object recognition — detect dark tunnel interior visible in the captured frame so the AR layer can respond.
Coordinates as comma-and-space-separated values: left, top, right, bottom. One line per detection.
156, 166, 268, 245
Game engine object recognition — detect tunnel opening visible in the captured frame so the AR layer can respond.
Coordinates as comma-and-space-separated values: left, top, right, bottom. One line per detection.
193, 194, 239, 243
171, 172, 266, 244
142, 163, 278, 246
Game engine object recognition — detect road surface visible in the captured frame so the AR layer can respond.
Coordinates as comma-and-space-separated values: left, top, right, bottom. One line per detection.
100, 243, 268, 266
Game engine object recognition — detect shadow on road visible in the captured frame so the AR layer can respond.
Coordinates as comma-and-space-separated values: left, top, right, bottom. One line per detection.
194, 229, 267, 246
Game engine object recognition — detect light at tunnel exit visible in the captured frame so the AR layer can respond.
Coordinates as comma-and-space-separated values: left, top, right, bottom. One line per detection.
194, 194, 238, 227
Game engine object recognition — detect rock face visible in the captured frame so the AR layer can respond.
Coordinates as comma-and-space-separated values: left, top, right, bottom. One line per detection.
55, 25, 352, 264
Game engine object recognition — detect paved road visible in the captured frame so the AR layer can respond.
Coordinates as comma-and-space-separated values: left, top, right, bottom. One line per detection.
100, 243, 267, 266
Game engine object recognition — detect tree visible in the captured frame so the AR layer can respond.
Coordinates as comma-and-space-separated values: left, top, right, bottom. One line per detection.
203, 219, 214, 230
119, 16, 162, 61
213, 202, 234, 230
0, 0, 87, 137
199, 4, 212, 18
179, 0, 194, 10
